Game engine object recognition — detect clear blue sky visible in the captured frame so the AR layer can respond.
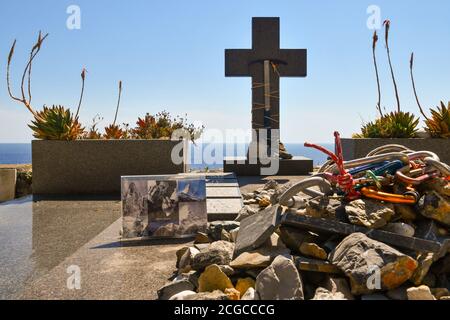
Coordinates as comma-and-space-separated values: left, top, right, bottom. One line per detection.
1, 0, 450, 143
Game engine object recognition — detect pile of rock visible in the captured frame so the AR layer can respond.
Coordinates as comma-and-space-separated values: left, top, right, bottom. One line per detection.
158, 179, 450, 300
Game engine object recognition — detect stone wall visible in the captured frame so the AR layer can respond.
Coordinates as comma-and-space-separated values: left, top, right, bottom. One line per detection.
32, 140, 185, 195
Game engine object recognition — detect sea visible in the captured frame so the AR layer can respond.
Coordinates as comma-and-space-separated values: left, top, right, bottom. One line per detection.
0, 143, 333, 170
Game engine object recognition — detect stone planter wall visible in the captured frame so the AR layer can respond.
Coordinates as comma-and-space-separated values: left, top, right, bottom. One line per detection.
341, 138, 450, 164
32, 140, 186, 195
0, 168, 16, 202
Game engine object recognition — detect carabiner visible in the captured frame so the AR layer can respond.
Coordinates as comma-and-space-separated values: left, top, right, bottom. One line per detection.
425, 158, 450, 176
372, 160, 405, 176
408, 151, 440, 162
279, 177, 332, 207
348, 161, 389, 176
326, 153, 410, 174
396, 170, 440, 186
365, 170, 382, 189
366, 144, 410, 157
360, 187, 418, 205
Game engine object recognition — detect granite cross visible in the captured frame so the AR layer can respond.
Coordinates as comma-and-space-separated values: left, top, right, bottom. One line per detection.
225, 17, 307, 158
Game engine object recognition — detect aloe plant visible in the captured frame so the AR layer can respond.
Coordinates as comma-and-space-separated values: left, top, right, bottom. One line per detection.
355, 111, 419, 138
6, 32, 86, 140
425, 102, 450, 138
29, 105, 84, 140
355, 20, 425, 139
385, 111, 419, 138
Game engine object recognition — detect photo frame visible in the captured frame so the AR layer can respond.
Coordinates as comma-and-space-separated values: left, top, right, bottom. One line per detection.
121, 174, 207, 239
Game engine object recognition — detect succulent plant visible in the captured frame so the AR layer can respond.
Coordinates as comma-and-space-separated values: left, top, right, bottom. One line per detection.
425, 101, 450, 138
355, 111, 419, 138
385, 111, 419, 138
104, 124, 125, 139
174, 115, 205, 143
29, 105, 84, 140
353, 119, 385, 138
355, 20, 424, 139
131, 111, 203, 142
132, 113, 157, 139
6, 32, 86, 140
82, 114, 103, 139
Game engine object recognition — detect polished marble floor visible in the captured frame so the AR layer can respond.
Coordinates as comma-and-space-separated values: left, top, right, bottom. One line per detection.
0, 196, 188, 299
0, 176, 305, 299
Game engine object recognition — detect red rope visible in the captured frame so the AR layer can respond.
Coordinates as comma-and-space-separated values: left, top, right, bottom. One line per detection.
305, 131, 359, 200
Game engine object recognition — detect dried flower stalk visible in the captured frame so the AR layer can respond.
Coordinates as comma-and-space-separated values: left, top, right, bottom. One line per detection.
372, 31, 383, 117
383, 20, 401, 112
409, 52, 429, 121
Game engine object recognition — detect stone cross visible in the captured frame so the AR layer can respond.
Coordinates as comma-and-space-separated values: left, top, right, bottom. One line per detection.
225, 17, 307, 157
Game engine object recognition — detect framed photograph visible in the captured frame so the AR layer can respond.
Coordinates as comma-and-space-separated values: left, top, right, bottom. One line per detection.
121, 175, 207, 239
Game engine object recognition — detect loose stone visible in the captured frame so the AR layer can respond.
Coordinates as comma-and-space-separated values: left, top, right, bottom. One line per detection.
198, 264, 234, 292
329, 233, 418, 295
255, 255, 304, 300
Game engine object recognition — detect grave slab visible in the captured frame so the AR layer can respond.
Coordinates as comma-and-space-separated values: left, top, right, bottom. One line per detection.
203, 173, 243, 221
224, 156, 313, 176
206, 187, 241, 198
205, 173, 237, 180
207, 199, 243, 221
206, 180, 240, 186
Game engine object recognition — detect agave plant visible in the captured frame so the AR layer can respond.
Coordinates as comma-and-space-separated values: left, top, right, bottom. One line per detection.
425, 102, 450, 138
29, 105, 84, 140
6, 32, 86, 140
